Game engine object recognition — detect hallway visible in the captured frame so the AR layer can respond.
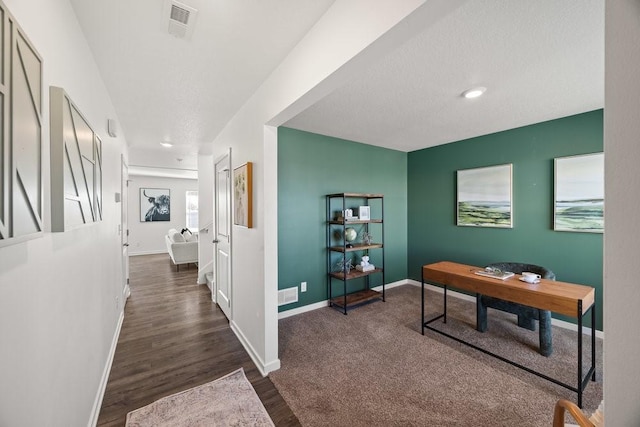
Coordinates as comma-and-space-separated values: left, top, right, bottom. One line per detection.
97, 254, 299, 426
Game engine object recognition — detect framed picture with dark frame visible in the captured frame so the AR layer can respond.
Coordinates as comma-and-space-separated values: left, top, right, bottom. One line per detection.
140, 188, 171, 222
554, 152, 604, 233
233, 162, 253, 228
457, 164, 513, 228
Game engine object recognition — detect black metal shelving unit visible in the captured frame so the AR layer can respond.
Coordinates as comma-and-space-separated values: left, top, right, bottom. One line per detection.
326, 193, 385, 314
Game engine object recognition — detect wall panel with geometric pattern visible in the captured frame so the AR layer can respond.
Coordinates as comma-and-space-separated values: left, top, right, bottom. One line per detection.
0, 0, 44, 247
50, 86, 102, 232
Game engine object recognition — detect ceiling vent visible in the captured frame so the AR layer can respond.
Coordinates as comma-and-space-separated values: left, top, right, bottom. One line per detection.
163, 0, 198, 40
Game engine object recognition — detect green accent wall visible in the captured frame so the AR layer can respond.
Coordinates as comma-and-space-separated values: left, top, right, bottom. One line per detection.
407, 110, 603, 329
278, 127, 408, 312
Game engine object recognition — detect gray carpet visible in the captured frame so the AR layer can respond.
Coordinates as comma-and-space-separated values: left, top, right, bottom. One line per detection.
269, 285, 602, 427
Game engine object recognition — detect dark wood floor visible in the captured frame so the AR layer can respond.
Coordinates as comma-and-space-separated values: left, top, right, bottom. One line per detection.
97, 254, 300, 426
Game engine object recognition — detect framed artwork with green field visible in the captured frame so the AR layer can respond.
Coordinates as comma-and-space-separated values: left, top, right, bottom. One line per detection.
554, 153, 604, 233
457, 164, 513, 228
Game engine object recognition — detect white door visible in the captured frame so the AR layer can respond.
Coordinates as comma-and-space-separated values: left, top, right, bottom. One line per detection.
121, 156, 130, 301
214, 150, 232, 320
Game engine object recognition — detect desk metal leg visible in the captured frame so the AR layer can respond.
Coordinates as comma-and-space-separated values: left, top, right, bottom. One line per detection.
577, 299, 598, 409
592, 292, 597, 381
422, 280, 446, 333
421, 276, 425, 335
578, 300, 583, 408
443, 286, 448, 324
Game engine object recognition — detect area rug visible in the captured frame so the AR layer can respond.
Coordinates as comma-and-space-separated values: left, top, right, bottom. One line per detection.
125, 368, 275, 426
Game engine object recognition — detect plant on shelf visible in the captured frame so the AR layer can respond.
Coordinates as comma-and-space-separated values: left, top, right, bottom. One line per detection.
361, 231, 373, 246
335, 258, 353, 274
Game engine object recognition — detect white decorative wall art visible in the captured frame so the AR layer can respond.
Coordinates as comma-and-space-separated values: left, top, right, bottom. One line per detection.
0, 4, 44, 247
50, 87, 103, 231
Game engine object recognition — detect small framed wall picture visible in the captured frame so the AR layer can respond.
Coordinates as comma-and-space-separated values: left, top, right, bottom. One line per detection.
457, 163, 513, 228
140, 188, 171, 222
554, 152, 604, 232
233, 162, 253, 228
359, 206, 370, 221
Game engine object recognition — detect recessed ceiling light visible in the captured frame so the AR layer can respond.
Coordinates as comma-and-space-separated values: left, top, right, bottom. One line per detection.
160, 142, 173, 148
461, 87, 486, 99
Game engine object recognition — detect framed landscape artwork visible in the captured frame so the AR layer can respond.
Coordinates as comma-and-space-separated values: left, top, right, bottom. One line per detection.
554, 153, 604, 233
233, 162, 253, 228
140, 188, 170, 222
457, 164, 513, 228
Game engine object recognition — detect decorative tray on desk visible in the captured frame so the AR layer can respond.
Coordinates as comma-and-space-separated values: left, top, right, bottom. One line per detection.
473, 268, 515, 280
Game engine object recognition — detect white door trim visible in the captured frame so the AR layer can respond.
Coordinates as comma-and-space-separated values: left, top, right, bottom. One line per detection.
214, 149, 232, 320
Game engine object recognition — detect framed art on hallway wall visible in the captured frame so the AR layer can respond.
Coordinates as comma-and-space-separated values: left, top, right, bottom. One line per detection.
140, 188, 170, 222
233, 162, 253, 228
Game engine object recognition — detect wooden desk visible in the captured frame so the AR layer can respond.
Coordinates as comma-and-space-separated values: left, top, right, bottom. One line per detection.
421, 261, 596, 408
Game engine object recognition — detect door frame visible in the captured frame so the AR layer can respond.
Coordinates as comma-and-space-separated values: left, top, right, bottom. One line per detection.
214, 149, 232, 319
121, 155, 130, 303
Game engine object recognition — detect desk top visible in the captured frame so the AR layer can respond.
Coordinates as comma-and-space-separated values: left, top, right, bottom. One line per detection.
422, 261, 595, 317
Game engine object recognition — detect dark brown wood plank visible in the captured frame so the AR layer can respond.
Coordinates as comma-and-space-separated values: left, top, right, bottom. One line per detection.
97, 253, 299, 426
329, 219, 383, 224
329, 243, 383, 253
326, 192, 383, 198
329, 267, 383, 280
330, 289, 382, 308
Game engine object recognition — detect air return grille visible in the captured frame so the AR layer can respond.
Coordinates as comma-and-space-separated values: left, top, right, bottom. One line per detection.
164, 0, 198, 40
170, 5, 190, 24
278, 287, 298, 306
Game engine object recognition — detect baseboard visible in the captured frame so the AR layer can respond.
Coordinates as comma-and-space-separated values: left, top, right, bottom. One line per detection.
129, 250, 167, 256
279, 300, 329, 319
372, 278, 417, 292
230, 321, 280, 376
278, 278, 604, 339
277, 279, 411, 319
88, 310, 125, 427
551, 317, 604, 339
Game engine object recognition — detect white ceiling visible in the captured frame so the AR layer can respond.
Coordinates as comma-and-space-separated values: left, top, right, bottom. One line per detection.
69, 0, 336, 171
285, 0, 604, 152
70, 0, 603, 172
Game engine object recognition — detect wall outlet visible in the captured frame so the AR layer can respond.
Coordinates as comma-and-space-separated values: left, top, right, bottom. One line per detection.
301, 281, 307, 292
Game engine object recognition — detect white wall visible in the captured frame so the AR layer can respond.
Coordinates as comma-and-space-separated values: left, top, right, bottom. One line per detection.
604, 1, 640, 424
210, 0, 467, 374
0, 0, 128, 425
127, 175, 198, 255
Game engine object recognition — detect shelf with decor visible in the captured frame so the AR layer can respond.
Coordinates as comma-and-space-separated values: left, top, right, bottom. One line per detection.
328, 243, 383, 253
326, 193, 385, 314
